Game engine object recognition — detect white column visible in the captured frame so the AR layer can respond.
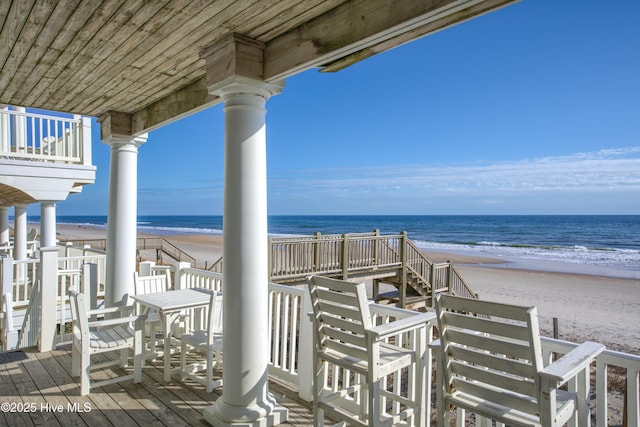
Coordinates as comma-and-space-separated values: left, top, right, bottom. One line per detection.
0, 206, 9, 246
203, 77, 287, 427
13, 204, 28, 260
40, 201, 57, 247
103, 134, 147, 307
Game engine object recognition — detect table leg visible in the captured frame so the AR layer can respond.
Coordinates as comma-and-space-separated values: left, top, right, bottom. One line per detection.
163, 313, 173, 382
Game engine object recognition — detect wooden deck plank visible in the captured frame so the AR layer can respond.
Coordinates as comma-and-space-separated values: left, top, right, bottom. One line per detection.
53, 347, 140, 426
117, 373, 208, 427
32, 349, 113, 426
0, 352, 34, 427
136, 353, 218, 425
17, 349, 88, 427
4, 351, 62, 426
0, 345, 319, 427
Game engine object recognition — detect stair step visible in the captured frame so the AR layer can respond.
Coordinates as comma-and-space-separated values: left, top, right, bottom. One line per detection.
376, 291, 429, 310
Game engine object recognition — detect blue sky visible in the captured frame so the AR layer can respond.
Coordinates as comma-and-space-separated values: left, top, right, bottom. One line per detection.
55, 0, 640, 216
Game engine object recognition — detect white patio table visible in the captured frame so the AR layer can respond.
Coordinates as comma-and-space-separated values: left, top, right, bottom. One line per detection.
130, 287, 212, 382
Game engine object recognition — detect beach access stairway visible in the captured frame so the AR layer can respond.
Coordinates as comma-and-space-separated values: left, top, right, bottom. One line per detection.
62, 231, 476, 309
266, 231, 476, 309
211, 231, 476, 308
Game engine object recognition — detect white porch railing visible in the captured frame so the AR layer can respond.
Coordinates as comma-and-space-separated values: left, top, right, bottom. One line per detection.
541, 337, 640, 427
175, 265, 435, 410
0, 106, 91, 165
2, 254, 638, 426
0, 248, 107, 350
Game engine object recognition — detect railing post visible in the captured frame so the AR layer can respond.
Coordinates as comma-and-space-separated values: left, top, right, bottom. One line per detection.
175, 261, 191, 290
342, 234, 349, 280
1, 255, 17, 350
80, 116, 92, 165
373, 229, 380, 265
0, 106, 10, 152
82, 263, 98, 311
39, 247, 59, 352
1, 256, 13, 298
430, 262, 437, 307
268, 236, 273, 280
595, 357, 608, 427
139, 260, 155, 276
297, 285, 314, 402
447, 260, 453, 293
313, 232, 321, 271
400, 231, 407, 308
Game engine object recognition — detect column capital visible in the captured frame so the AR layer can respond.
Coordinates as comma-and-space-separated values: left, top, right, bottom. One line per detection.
102, 133, 148, 150
202, 33, 284, 100
208, 75, 284, 100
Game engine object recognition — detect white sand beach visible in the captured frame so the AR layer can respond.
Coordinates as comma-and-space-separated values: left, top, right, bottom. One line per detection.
56, 223, 640, 354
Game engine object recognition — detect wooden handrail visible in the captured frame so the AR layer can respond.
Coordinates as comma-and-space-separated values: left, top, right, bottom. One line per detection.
58, 237, 198, 268
60, 231, 477, 308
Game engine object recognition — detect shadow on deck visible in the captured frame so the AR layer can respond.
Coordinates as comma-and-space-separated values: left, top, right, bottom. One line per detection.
0, 347, 316, 426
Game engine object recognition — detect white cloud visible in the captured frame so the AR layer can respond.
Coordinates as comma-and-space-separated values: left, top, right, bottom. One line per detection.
268, 146, 640, 212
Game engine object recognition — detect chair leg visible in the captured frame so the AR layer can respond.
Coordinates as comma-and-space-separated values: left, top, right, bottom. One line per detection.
206, 347, 213, 393
134, 322, 143, 384
369, 376, 380, 427
120, 348, 128, 367
71, 341, 80, 377
80, 349, 90, 396
435, 353, 448, 427
180, 341, 188, 379
150, 324, 157, 360
314, 357, 325, 427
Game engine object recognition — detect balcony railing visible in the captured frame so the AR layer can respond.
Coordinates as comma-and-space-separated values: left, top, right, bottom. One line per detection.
0, 107, 91, 165
1, 252, 638, 426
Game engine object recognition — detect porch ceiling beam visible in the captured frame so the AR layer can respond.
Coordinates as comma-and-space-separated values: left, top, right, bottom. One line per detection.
263, 0, 518, 80
128, 0, 518, 135
130, 78, 220, 136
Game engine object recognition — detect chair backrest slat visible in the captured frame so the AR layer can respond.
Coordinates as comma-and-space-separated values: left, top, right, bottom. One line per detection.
309, 276, 371, 360
208, 292, 223, 337
436, 294, 545, 415
442, 311, 530, 342
134, 272, 171, 295
69, 290, 88, 335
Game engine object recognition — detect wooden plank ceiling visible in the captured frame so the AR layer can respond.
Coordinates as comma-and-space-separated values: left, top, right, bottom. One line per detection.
0, 0, 517, 135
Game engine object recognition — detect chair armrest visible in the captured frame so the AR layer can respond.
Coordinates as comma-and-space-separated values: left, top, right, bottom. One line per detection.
88, 315, 146, 329
540, 341, 605, 384
368, 312, 433, 340
87, 305, 135, 317
428, 339, 441, 350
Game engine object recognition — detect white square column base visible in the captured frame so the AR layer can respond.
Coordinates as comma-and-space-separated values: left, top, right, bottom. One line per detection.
203, 404, 288, 427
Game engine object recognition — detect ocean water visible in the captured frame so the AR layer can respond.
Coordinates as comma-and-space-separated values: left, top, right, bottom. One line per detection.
56, 215, 640, 279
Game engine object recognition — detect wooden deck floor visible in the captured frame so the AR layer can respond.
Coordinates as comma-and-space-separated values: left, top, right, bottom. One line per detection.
0, 346, 316, 426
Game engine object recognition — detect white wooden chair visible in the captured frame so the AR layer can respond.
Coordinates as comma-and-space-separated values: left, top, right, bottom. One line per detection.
179, 290, 223, 392
69, 290, 145, 396
26, 227, 38, 257
133, 271, 171, 357
308, 275, 431, 427
431, 294, 605, 427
